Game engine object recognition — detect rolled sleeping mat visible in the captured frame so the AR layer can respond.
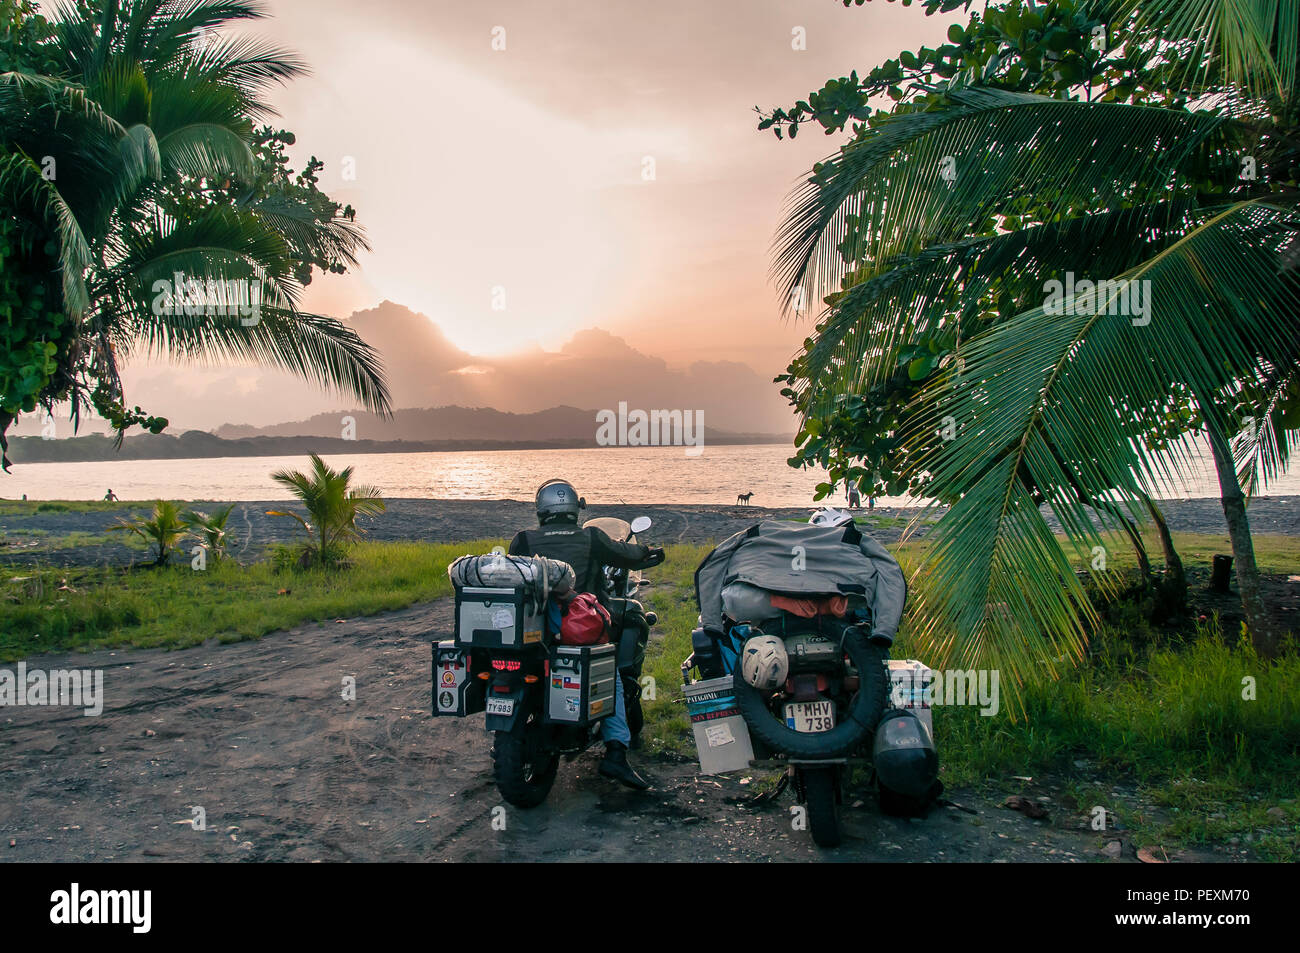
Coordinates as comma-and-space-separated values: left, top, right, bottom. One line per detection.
447, 552, 575, 598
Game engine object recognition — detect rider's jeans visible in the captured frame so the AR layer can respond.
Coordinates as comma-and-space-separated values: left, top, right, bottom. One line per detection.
601, 676, 631, 746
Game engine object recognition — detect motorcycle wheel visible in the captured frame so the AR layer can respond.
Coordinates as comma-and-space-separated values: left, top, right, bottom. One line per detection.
800, 766, 842, 847
492, 713, 559, 808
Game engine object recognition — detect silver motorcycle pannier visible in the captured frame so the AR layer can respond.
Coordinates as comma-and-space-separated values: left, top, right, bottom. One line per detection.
545, 643, 616, 725
454, 585, 545, 649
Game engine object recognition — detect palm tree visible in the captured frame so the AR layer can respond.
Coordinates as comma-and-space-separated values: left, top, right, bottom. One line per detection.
0, 0, 390, 465
182, 502, 235, 559
267, 454, 385, 567
110, 498, 185, 565
772, 0, 1299, 685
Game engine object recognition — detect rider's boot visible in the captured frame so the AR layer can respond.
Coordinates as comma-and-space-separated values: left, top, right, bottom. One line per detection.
599, 741, 650, 790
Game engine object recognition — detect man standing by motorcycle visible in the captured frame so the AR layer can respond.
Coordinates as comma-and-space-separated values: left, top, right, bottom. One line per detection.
508, 479, 663, 791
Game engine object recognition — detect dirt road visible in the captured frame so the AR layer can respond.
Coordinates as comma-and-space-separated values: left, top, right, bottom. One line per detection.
0, 599, 1235, 863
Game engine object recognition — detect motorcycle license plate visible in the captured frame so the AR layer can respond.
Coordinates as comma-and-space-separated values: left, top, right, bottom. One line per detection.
785, 700, 835, 733
486, 697, 515, 716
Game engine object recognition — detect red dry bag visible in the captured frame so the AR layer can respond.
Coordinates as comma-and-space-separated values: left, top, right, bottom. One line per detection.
559, 592, 611, 645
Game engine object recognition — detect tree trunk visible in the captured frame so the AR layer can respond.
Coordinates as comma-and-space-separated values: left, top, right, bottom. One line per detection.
1071, 491, 1151, 581
1203, 420, 1277, 656
1139, 491, 1187, 603
0, 409, 13, 471
1052, 447, 1152, 581
1103, 500, 1152, 582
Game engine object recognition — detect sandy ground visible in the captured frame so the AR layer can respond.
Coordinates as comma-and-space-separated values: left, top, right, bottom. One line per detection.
0, 597, 1242, 864
2, 496, 1297, 568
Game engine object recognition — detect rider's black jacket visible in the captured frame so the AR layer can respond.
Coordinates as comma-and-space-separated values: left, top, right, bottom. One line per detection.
508, 522, 652, 603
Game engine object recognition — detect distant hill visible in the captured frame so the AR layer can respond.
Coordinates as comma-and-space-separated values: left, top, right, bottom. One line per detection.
9, 301, 801, 437
215, 404, 606, 442
8, 405, 789, 464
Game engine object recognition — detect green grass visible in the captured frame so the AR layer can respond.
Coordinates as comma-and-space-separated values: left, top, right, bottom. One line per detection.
887, 530, 1300, 575
922, 621, 1300, 859
0, 499, 151, 516
0, 539, 504, 660
1, 529, 149, 552
640, 543, 711, 758
638, 540, 1300, 859
1063, 530, 1300, 575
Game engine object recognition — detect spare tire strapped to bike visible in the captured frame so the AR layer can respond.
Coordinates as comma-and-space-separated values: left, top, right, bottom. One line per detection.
731, 623, 889, 759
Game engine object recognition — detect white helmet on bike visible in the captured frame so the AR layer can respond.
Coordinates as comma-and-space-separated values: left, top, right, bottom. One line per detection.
809, 506, 854, 527
741, 634, 789, 691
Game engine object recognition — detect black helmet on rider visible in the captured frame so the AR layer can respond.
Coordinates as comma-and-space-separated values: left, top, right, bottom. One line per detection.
535, 478, 585, 525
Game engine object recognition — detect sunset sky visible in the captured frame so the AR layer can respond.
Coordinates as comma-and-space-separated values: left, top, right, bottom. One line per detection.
107, 0, 959, 430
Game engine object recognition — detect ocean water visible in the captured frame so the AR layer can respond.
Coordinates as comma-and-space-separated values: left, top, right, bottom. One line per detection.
6, 442, 1298, 507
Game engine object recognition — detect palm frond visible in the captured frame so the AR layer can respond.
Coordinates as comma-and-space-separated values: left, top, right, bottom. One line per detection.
137, 305, 391, 415
185, 31, 306, 100
157, 121, 255, 180
796, 199, 1203, 410
0, 70, 129, 141
774, 90, 1237, 316
900, 201, 1300, 698
0, 153, 94, 317
1234, 362, 1300, 497
1094, 0, 1298, 103
251, 194, 371, 270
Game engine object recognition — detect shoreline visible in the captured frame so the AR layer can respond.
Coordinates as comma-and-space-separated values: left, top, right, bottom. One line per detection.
1, 496, 1296, 568
2, 432, 794, 465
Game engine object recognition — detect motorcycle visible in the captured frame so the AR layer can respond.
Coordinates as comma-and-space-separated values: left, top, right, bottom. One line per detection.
682, 615, 888, 847
585, 515, 651, 598
433, 518, 663, 808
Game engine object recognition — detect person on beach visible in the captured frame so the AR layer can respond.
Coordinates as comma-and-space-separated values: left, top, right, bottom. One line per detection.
847, 484, 861, 509
103, 488, 118, 501
509, 478, 664, 791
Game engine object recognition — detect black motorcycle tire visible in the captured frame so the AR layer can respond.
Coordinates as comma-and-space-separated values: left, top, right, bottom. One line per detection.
492, 715, 559, 808
801, 766, 842, 847
733, 632, 888, 759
